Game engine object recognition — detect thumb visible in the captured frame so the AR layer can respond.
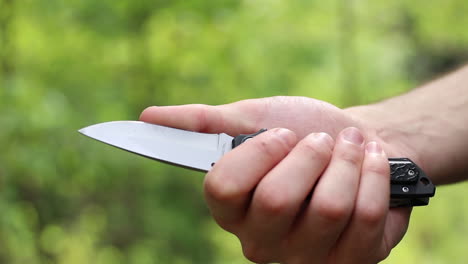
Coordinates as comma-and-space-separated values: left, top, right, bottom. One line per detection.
139, 104, 256, 136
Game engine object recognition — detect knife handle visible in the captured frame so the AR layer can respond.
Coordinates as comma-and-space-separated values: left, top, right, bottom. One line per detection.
388, 158, 435, 207
232, 130, 436, 207
231, 129, 268, 148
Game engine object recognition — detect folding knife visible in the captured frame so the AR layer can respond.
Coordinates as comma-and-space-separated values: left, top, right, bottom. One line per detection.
79, 121, 435, 207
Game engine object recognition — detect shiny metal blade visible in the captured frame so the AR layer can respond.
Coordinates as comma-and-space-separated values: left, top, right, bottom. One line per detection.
78, 121, 233, 172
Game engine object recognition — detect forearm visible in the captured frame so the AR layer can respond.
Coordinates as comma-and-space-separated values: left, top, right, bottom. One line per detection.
347, 65, 468, 185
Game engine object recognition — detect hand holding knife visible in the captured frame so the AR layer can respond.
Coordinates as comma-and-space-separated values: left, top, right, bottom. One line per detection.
79, 121, 435, 207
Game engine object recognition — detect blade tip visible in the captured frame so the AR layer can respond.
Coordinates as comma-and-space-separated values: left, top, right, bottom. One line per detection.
78, 128, 87, 135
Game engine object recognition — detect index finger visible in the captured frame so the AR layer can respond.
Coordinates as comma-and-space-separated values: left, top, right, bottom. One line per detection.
204, 128, 297, 231
139, 104, 255, 135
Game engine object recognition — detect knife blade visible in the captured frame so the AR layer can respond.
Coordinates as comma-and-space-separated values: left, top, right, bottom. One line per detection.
79, 121, 234, 171
79, 121, 435, 207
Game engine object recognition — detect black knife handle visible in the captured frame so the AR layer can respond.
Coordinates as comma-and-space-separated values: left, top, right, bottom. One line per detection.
232, 130, 436, 207
388, 158, 435, 207
232, 129, 268, 148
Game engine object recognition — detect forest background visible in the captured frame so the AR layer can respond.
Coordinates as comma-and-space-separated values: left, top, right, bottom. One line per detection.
1, 0, 468, 263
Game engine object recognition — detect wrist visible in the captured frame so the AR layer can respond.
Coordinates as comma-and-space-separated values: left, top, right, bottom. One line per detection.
344, 104, 426, 179
345, 66, 468, 185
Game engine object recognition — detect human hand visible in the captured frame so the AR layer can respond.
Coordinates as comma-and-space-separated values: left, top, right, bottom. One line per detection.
139, 96, 413, 263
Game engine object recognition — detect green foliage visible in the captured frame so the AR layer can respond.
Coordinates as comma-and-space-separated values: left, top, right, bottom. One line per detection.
1, 0, 468, 263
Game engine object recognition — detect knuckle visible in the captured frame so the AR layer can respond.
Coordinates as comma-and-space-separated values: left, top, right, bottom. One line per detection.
242, 242, 270, 263
241, 241, 280, 264
336, 147, 363, 166
363, 159, 389, 175
375, 248, 391, 263
213, 217, 237, 232
300, 136, 333, 161
313, 197, 352, 223
192, 104, 210, 131
356, 202, 387, 226
252, 132, 292, 158
255, 185, 291, 215
204, 172, 239, 203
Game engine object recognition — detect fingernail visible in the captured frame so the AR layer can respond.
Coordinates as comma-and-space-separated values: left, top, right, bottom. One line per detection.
366, 141, 383, 154
312, 132, 334, 149
274, 128, 296, 147
342, 127, 364, 146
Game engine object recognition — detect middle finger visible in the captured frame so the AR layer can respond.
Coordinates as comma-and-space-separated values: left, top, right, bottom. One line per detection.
241, 132, 334, 259
288, 127, 365, 262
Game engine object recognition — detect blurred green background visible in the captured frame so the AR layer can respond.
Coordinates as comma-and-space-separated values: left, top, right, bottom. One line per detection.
1, 0, 468, 263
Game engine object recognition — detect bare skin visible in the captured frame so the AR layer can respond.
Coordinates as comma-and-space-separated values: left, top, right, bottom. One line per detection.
139, 65, 468, 263
347, 65, 468, 185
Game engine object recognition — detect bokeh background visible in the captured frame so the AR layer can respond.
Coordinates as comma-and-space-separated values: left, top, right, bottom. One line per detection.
1, 0, 468, 263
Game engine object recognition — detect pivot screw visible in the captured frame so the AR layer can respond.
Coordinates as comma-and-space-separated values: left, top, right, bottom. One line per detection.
402, 186, 409, 193
408, 170, 415, 176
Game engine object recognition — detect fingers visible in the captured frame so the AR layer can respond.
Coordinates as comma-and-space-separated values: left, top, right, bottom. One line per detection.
288, 127, 365, 262
139, 104, 255, 135
240, 133, 334, 261
332, 141, 391, 264
202, 125, 405, 264
203, 128, 297, 231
